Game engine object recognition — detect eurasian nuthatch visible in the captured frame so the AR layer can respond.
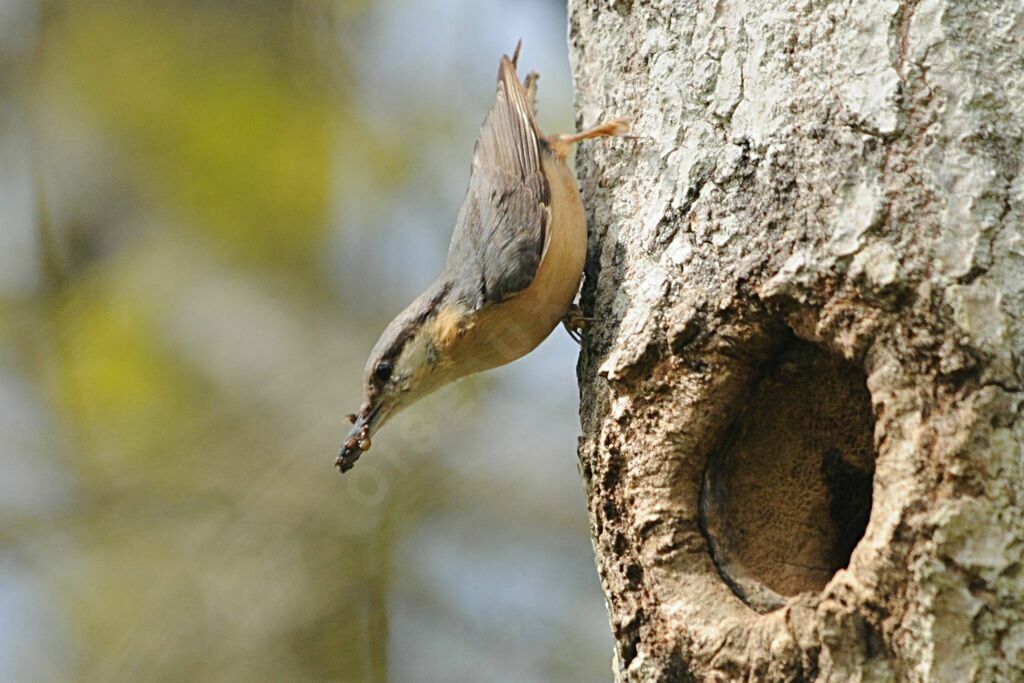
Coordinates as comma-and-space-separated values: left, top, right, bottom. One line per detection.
337, 43, 627, 472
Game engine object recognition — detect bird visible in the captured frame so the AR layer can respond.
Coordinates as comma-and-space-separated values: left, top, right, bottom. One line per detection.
337, 43, 628, 473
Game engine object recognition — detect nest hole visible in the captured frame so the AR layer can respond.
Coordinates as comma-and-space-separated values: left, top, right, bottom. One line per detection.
700, 339, 875, 612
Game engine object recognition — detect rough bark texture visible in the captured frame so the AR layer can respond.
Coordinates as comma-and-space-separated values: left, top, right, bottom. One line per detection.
569, 1, 1024, 681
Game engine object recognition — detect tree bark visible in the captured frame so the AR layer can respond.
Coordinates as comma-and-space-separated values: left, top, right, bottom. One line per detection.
569, 1, 1024, 680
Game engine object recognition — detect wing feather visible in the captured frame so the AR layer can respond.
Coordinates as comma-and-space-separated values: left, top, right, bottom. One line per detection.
444, 51, 549, 308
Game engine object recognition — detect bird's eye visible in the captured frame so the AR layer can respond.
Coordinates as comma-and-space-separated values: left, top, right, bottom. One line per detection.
374, 361, 393, 383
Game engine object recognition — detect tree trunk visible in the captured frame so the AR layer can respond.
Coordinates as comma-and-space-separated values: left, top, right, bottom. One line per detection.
569, 1, 1023, 680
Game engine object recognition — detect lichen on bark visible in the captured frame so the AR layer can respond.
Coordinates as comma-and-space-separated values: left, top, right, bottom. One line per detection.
569, 0, 1024, 680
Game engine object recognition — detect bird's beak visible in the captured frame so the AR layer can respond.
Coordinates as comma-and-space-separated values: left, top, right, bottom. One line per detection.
336, 404, 382, 473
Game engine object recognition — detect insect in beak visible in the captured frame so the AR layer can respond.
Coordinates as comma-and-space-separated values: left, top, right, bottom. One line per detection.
336, 406, 379, 472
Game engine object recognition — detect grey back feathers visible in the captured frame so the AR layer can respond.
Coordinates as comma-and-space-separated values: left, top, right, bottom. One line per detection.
444, 55, 549, 308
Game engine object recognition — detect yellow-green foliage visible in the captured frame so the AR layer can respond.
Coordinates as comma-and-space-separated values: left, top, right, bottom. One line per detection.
49, 268, 203, 472
44, 2, 333, 265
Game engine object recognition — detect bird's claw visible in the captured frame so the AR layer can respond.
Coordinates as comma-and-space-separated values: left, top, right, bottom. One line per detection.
562, 304, 594, 344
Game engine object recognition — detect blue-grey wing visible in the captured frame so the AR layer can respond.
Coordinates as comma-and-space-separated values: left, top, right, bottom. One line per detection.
444, 52, 549, 308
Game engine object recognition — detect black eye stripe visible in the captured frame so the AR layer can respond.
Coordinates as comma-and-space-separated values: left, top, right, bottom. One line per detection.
373, 282, 451, 382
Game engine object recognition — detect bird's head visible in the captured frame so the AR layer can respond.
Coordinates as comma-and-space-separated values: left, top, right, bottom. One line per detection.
336, 285, 465, 472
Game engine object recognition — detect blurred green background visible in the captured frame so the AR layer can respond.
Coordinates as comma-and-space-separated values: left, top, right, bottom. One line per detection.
0, 0, 613, 680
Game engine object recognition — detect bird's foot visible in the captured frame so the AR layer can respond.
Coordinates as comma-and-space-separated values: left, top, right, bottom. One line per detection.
546, 119, 631, 159
562, 304, 594, 344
